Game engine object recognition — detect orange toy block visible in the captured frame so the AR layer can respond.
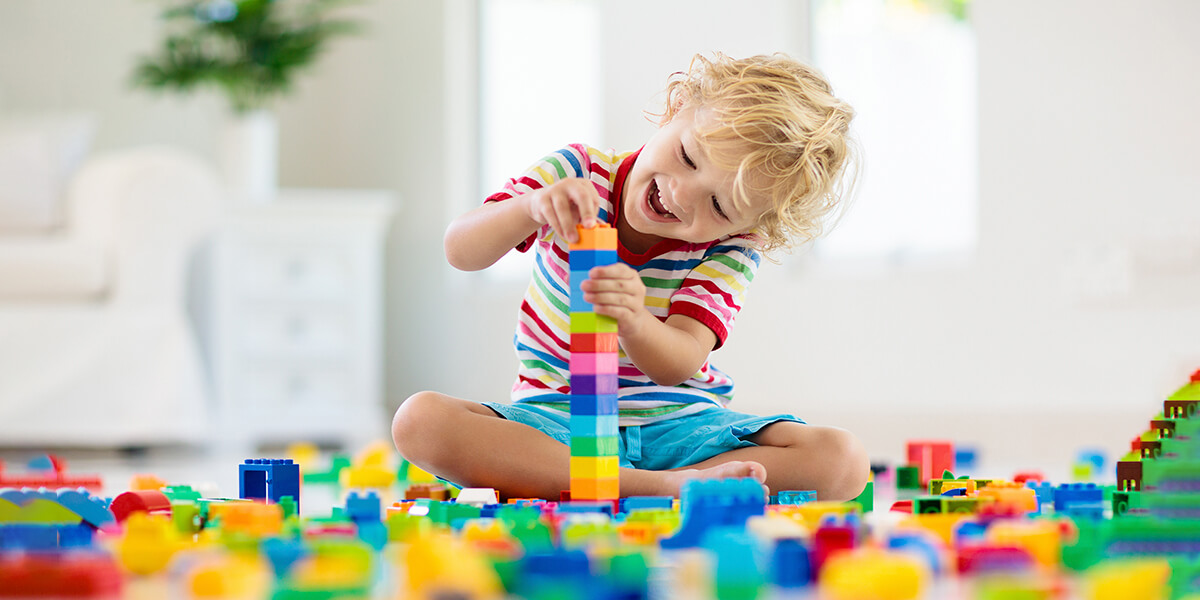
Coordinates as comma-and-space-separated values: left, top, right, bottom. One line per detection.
570, 477, 619, 501
569, 223, 617, 251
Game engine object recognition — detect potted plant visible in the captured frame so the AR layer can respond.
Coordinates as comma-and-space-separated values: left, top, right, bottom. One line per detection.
132, 0, 360, 201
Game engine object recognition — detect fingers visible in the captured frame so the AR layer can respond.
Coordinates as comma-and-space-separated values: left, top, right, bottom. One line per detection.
530, 180, 601, 243
581, 264, 644, 318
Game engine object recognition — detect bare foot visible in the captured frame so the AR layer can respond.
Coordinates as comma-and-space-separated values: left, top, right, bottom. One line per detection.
662, 460, 768, 497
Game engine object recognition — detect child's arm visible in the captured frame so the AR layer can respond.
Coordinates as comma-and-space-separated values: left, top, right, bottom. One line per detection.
445, 178, 602, 271
582, 264, 716, 386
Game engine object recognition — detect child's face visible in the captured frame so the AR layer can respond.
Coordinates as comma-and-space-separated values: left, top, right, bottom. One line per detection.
623, 106, 769, 244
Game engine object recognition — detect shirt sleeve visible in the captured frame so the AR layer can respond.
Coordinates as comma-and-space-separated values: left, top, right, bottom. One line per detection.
667, 236, 762, 349
484, 144, 595, 253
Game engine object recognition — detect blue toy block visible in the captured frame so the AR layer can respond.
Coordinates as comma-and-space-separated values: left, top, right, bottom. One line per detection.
0, 523, 92, 551
1076, 448, 1107, 472
620, 496, 674, 513
357, 521, 388, 551
570, 271, 593, 312
1053, 483, 1103, 511
26, 455, 55, 471
661, 478, 765, 549
954, 447, 978, 471
262, 537, 308, 578
777, 490, 818, 505
0, 487, 114, 529
569, 414, 619, 438
569, 394, 618, 416
887, 532, 944, 576
557, 500, 615, 516
520, 549, 593, 594
568, 249, 618, 271
770, 538, 811, 588
940, 487, 968, 497
570, 374, 618, 396
54, 488, 115, 529
705, 527, 765, 598
1054, 483, 1104, 520
345, 491, 381, 523
239, 459, 301, 511
1025, 480, 1055, 511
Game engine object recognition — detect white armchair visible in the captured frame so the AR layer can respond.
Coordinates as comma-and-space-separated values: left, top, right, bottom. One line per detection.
0, 145, 222, 447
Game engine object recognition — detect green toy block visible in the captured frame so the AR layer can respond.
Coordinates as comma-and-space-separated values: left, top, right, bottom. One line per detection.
162, 485, 202, 503
896, 466, 921, 490
569, 436, 619, 457
303, 454, 351, 484
279, 496, 297, 520
386, 512, 432, 543
172, 502, 201, 535
1061, 517, 1106, 571
851, 481, 874, 512
1111, 490, 1141, 517
426, 500, 480, 527
914, 496, 945, 514
569, 312, 618, 333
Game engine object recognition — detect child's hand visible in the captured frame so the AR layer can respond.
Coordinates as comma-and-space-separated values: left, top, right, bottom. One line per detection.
581, 264, 652, 335
522, 178, 602, 243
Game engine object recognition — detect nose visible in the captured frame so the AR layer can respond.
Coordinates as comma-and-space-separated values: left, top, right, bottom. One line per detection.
665, 177, 694, 214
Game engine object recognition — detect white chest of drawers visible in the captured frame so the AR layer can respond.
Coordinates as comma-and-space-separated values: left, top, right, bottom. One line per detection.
212, 189, 395, 448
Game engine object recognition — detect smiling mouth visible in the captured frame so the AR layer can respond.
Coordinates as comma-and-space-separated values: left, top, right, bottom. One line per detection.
647, 180, 677, 220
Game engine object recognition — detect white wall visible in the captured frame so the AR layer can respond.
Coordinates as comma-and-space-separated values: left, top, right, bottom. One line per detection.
2, 0, 1197, 470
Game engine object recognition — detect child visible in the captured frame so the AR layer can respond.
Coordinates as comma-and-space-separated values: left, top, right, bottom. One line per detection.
393, 53, 869, 501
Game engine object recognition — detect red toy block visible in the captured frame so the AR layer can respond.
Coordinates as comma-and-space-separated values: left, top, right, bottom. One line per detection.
0, 457, 102, 491
570, 332, 619, 353
109, 490, 172, 524
1013, 471, 1045, 485
905, 440, 954, 485
0, 553, 123, 597
812, 523, 857, 574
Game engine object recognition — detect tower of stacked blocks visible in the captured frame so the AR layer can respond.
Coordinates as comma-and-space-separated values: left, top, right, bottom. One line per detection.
568, 223, 620, 500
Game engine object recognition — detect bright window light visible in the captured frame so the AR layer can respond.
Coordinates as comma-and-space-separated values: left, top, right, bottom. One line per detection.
479, 0, 602, 280
812, 0, 978, 264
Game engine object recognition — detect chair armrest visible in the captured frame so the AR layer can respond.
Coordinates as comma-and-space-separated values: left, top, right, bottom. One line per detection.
65, 146, 224, 307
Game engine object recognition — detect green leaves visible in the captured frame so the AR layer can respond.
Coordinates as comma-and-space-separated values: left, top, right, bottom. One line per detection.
132, 0, 362, 113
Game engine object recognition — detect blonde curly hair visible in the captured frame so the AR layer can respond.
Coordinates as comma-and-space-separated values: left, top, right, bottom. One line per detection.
659, 52, 858, 254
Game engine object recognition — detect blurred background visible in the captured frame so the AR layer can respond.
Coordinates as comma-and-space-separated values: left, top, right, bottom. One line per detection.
0, 0, 1196, 471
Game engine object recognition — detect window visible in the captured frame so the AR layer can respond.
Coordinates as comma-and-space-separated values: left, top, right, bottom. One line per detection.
478, 0, 602, 280
811, 0, 978, 265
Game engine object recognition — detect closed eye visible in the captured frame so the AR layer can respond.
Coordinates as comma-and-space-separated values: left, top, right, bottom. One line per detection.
712, 195, 729, 220
680, 145, 696, 169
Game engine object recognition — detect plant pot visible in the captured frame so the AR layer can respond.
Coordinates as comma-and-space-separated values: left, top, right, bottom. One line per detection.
220, 109, 277, 203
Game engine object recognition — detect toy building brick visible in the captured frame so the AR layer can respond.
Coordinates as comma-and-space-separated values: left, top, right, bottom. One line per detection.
568, 223, 619, 501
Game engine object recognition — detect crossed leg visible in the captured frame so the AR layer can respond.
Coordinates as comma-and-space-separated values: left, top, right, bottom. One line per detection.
392, 391, 868, 501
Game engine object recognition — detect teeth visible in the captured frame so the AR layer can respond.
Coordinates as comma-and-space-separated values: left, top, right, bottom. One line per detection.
649, 182, 674, 218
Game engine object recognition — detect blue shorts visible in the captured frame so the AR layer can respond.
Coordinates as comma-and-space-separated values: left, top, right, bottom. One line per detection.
482, 402, 805, 471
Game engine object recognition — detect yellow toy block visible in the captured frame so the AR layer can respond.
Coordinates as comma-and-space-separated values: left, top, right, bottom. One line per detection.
771, 501, 860, 528
569, 223, 618, 251
929, 479, 976, 495
116, 512, 182, 575
898, 513, 972, 546
401, 531, 503, 599
570, 456, 619, 479
187, 554, 270, 598
570, 477, 619, 500
129, 474, 168, 491
819, 548, 930, 600
1082, 558, 1170, 600
976, 483, 1038, 515
987, 518, 1064, 569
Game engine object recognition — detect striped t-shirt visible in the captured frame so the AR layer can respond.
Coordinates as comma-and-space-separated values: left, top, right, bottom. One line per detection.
485, 144, 762, 425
